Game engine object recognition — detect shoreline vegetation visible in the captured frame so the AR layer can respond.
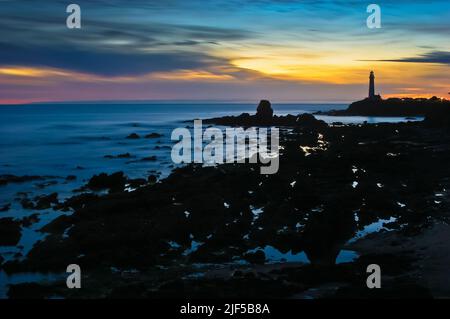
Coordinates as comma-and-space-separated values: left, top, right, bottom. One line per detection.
1, 99, 450, 298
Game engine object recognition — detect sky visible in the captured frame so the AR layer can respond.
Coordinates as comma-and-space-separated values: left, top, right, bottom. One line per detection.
0, 0, 449, 104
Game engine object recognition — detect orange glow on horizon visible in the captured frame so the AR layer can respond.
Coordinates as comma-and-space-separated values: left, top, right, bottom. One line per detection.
383, 93, 448, 100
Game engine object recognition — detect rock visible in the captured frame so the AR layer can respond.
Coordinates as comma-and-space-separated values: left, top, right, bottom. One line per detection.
8, 283, 55, 299
126, 133, 140, 139
147, 175, 157, 184
0, 203, 11, 212
35, 180, 58, 189
0, 218, 22, 246
296, 113, 328, 129
56, 193, 99, 211
424, 106, 450, 128
104, 153, 133, 159
127, 178, 147, 189
321, 96, 450, 117
40, 215, 73, 234
0, 174, 45, 186
145, 133, 163, 139
34, 193, 59, 210
333, 283, 432, 299
21, 213, 40, 227
66, 175, 77, 181
20, 198, 35, 210
256, 100, 274, 121
243, 249, 266, 264
87, 172, 126, 193
141, 156, 157, 162
6, 118, 450, 298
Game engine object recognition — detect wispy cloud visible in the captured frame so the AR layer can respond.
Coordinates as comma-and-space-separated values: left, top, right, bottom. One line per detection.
363, 51, 450, 65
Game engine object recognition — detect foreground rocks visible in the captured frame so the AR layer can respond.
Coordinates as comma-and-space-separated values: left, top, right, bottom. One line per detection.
3, 108, 450, 298
0, 218, 22, 246
203, 108, 328, 128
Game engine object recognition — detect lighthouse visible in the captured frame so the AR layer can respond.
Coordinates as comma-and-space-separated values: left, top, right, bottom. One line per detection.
369, 71, 375, 99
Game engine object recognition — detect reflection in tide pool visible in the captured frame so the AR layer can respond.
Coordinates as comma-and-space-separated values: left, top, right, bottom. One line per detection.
249, 245, 358, 264
349, 216, 398, 243
0, 270, 65, 299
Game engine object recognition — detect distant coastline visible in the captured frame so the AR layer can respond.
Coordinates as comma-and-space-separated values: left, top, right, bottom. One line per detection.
316, 96, 450, 117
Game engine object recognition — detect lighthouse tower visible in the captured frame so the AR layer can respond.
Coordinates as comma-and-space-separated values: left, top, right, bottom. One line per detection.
369, 71, 375, 99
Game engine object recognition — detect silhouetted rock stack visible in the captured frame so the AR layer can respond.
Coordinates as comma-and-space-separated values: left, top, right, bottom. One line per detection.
256, 100, 274, 122
202, 100, 327, 128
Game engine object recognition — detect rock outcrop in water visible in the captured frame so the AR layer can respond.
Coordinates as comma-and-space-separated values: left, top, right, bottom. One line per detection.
256, 100, 274, 122
203, 100, 327, 128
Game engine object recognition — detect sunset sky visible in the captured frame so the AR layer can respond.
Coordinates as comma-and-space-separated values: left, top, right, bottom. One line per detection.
0, 0, 449, 104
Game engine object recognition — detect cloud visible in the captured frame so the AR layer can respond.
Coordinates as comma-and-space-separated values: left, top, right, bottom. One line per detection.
0, 43, 230, 76
363, 51, 450, 65
0, 0, 260, 77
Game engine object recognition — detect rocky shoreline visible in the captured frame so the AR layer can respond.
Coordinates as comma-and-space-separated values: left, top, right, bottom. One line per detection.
316, 96, 450, 117
1, 102, 450, 298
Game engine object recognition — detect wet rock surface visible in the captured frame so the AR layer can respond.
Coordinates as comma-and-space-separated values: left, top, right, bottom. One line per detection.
0, 218, 22, 246
104, 153, 134, 159
2, 109, 450, 298
126, 133, 140, 139
86, 172, 127, 193
0, 203, 11, 212
145, 133, 163, 139
0, 174, 46, 186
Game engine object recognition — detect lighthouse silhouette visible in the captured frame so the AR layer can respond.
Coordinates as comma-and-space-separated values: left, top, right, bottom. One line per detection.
369, 71, 376, 99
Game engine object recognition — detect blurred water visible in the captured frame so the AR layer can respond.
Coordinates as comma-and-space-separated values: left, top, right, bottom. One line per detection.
0, 102, 423, 297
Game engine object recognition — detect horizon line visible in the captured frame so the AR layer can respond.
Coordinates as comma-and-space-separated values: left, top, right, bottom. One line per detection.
0, 99, 355, 106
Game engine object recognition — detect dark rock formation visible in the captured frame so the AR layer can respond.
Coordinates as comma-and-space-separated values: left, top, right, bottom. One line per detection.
21, 213, 40, 227
318, 96, 450, 117
0, 175, 45, 186
104, 153, 133, 159
145, 133, 163, 139
202, 100, 327, 128
147, 175, 157, 184
0, 203, 11, 212
87, 172, 126, 193
8, 283, 55, 299
126, 133, 140, 139
243, 249, 266, 264
424, 105, 450, 128
34, 193, 59, 210
256, 100, 273, 121
20, 198, 35, 210
0, 218, 22, 246
141, 156, 157, 162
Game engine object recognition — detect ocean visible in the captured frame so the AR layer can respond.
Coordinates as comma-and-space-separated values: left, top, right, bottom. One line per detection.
0, 102, 423, 297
